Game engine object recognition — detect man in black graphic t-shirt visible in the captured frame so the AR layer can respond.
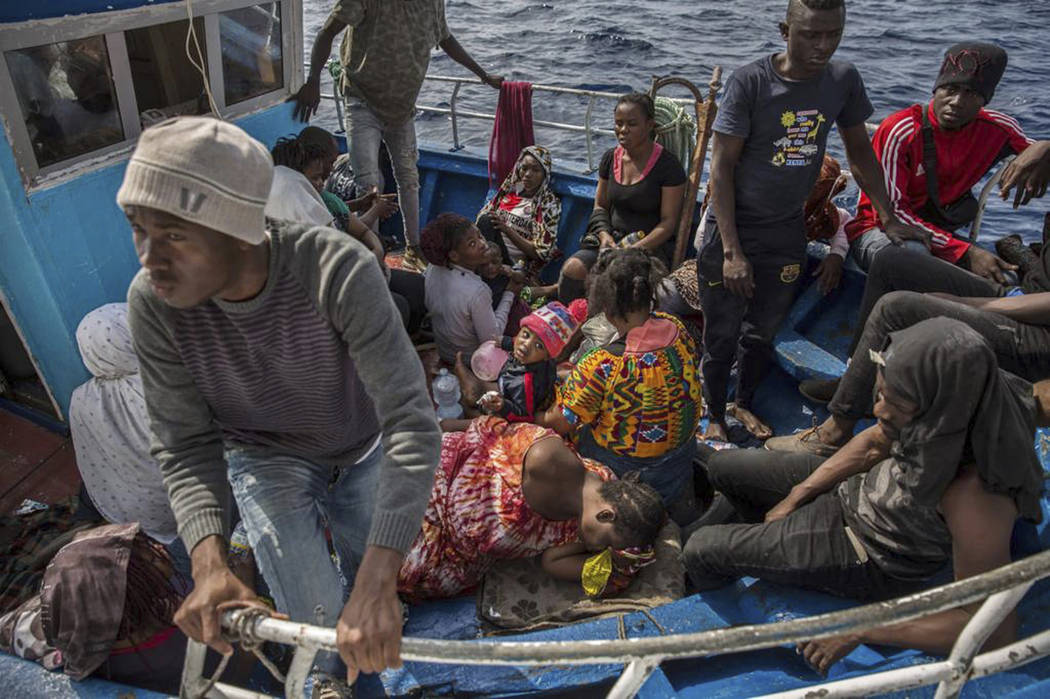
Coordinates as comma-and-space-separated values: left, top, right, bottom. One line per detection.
698, 0, 928, 441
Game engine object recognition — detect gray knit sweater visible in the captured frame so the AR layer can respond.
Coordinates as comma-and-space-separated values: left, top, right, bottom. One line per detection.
127, 220, 440, 555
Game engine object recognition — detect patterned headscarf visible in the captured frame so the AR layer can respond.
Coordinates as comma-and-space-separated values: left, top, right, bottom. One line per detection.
477, 145, 562, 265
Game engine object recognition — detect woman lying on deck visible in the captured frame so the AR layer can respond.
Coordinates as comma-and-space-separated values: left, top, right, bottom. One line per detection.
397, 415, 665, 602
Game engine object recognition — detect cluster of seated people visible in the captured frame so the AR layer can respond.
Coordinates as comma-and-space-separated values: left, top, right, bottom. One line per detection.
7, 7, 1050, 694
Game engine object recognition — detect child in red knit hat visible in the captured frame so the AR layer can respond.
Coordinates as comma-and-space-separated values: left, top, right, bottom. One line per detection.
454, 301, 583, 422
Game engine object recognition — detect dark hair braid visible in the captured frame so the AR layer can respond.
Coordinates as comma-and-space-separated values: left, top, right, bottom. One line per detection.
587, 248, 667, 320
271, 126, 337, 174
599, 477, 665, 548
118, 533, 186, 640
787, 0, 845, 22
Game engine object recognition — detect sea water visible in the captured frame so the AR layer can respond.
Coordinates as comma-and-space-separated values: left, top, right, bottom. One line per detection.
303, 0, 1050, 245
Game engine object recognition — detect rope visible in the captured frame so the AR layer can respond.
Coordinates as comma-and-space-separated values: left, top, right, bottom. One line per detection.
183, 0, 222, 118
653, 96, 696, 176
194, 652, 231, 699
191, 604, 287, 698
230, 606, 288, 685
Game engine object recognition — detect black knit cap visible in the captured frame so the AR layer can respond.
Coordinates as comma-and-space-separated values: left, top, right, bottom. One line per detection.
934, 42, 1008, 104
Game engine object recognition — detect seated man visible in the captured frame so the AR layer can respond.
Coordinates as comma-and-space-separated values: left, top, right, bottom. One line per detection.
685, 318, 1045, 673
790, 41, 1050, 407
847, 42, 1048, 276
768, 283, 1050, 455
120, 116, 440, 691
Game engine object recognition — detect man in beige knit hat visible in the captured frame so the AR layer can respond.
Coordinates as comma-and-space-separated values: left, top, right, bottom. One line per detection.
120, 116, 441, 692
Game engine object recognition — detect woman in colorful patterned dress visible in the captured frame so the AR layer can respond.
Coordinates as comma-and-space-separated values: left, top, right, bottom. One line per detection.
555, 249, 704, 522
397, 415, 664, 602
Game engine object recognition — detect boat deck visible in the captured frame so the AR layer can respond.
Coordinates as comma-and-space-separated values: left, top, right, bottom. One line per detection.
0, 405, 78, 516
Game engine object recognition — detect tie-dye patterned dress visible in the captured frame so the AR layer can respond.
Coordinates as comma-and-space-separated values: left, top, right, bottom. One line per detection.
397, 416, 613, 601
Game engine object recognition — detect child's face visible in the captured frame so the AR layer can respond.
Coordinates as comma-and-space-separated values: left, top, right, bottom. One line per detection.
479, 243, 503, 278
513, 327, 550, 365
303, 151, 337, 193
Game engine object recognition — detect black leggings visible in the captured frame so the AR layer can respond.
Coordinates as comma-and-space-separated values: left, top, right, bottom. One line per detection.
388, 269, 425, 335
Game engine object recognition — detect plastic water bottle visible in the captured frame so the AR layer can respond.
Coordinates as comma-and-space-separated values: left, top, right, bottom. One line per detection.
432, 368, 463, 419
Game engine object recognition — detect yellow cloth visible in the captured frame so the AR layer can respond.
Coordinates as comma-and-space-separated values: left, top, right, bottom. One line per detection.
581, 548, 614, 597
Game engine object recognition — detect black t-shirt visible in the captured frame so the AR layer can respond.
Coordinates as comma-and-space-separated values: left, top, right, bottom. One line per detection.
598, 145, 687, 238
706, 55, 873, 261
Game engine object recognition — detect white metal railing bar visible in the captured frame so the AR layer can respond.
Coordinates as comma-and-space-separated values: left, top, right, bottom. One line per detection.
318, 72, 887, 174
415, 104, 616, 137
971, 154, 1016, 242
933, 581, 1034, 699
608, 658, 663, 698
424, 74, 696, 103
759, 626, 1050, 699
181, 549, 1050, 699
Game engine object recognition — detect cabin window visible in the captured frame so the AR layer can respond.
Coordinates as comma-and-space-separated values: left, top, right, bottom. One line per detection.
220, 3, 284, 106
1, 0, 298, 186
4, 37, 125, 168
125, 18, 210, 128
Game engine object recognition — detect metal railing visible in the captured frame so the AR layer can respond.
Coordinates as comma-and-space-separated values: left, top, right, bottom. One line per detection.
321, 77, 1009, 243
180, 548, 1050, 699
322, 73, 695, 174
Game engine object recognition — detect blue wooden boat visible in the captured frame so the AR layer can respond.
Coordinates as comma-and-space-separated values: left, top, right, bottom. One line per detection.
1, 1, 1049, 697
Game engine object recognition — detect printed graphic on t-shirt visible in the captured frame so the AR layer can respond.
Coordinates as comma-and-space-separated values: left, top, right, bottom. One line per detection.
496, 193, 536, 233
771, 109, 827, 167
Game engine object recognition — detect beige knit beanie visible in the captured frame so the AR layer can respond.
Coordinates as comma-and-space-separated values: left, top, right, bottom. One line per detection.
116, 116, 273, 244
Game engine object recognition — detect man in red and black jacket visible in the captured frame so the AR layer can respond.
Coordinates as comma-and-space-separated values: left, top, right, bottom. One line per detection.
847, 42, 1047, 277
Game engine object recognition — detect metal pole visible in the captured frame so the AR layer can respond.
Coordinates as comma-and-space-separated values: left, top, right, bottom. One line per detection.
213, 549, 1050, 665
758, 627, 1050, 699
584, 95, 596, 174
180, 638, 209, 699
970, 155, 1014, 242
606, 658, 663, 699
284, 644, 320, 699
933, 581, 1034, 699
449, 82, 463, 152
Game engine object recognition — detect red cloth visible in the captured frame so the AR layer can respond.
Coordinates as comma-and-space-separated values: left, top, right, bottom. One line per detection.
489, 82, 535, 188
846, 102, 1032, 263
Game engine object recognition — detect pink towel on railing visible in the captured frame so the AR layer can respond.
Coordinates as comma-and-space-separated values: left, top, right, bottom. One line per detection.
488, 81, 535, 188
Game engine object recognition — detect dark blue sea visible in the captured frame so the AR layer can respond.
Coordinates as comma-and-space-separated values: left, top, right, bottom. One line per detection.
304, 0, 1050, 244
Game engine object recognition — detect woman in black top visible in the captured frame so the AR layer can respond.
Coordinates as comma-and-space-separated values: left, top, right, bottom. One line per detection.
557, 93, 687, 302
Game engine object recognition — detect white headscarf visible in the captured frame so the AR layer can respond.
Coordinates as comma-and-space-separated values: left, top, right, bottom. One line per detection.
264, 165, 335, 227
69, 303, 177, 543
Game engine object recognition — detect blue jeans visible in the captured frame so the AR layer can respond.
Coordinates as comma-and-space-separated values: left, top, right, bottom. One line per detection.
346, 97, 421, 246
227, 441, 383, 675
849, 227, 931, 271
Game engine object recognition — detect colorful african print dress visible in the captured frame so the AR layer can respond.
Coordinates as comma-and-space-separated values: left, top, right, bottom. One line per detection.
559, 312, 703, 458
397, 416, 613, 602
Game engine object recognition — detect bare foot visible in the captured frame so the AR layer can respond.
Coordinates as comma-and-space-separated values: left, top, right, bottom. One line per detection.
728, 404, 773, 439
704, 421, 729, 442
